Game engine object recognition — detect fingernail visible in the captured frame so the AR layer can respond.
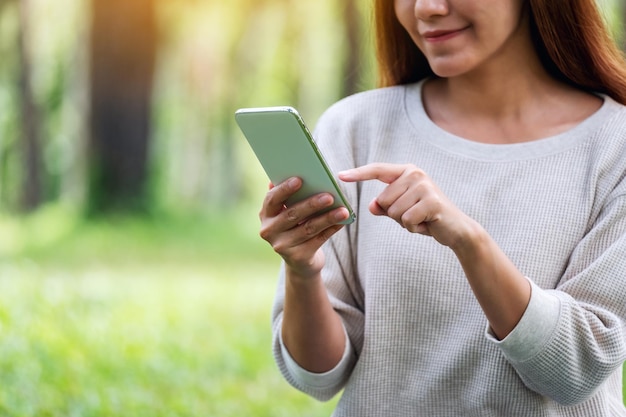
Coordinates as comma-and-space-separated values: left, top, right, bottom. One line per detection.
334, 209, 347, 221
318, 194, 333, 205
338, 170, 353, 180
287, 177, 299, 189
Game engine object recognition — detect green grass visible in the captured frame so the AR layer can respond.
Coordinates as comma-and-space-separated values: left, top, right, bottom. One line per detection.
0, 205, 623, 415
0, 205, 338, 416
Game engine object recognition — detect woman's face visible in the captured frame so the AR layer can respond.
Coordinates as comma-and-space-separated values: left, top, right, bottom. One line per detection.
394, 0, 530, 78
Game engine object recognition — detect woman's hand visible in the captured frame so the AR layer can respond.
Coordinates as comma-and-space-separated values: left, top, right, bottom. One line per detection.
339, 163, 479, 250
340, 163, 531, 339
263, 178, 351, 373
259, 177, 351, 279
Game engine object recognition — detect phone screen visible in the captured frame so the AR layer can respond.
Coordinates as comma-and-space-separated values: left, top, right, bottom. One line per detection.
235, 106, 355, 225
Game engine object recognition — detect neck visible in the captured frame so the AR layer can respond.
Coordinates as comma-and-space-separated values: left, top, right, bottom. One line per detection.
422, 57, 601, 144
438, 44, 557, 119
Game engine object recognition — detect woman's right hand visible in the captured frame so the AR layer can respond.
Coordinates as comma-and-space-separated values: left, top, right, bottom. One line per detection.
265, 177, 351, 374
259, 177, 350, 279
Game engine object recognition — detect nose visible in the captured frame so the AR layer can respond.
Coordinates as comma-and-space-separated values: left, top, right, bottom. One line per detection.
414, 0, 449, 20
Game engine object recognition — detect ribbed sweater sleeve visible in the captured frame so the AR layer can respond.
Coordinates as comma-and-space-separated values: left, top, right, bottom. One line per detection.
488, 192, 626, 405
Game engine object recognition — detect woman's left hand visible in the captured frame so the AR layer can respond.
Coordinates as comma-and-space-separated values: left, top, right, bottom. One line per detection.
339, 163, 478, 250
340, 163, 531, 339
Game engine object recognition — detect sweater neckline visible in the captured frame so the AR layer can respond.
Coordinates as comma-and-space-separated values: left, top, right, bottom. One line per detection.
403, 80, 616, 162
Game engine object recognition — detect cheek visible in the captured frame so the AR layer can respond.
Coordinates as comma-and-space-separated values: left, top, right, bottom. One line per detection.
394, 0, 416, 32
472, 2, 524, 44
394, 1, 425, 53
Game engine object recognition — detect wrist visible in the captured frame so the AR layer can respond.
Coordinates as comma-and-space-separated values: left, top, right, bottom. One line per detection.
284, 250, 326, 281
449, 218, 489, 258
285, 263, 323, 285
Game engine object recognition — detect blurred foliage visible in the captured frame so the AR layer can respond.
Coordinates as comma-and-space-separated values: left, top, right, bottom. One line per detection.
0, 207, 339, 416
152, 0, 374, 212
0, 0, 375, 214
0, 2, 370, 413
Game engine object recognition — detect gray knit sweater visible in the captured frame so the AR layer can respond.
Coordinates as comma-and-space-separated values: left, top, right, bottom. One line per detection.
271, 81, 626, 416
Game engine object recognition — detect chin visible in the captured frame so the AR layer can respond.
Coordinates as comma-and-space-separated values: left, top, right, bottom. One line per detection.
426, 56, 476, 79
430, 67, 466, 79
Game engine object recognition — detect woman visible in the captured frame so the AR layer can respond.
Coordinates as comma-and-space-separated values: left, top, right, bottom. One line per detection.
261, 0, 626, 415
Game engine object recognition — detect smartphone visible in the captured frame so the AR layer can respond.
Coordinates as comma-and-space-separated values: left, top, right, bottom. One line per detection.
235, 106, 356, 225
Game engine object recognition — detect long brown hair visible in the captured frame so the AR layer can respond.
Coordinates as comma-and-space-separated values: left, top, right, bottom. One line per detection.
374, 0, 626, 104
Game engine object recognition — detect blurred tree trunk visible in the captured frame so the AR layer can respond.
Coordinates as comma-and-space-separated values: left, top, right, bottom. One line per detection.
340, 0, 363, 97
88, 0, 157, 215
17, 0, 43, 212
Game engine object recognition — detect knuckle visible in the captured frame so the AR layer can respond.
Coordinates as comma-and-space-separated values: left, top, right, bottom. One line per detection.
401, 212, 417, 229
286, 207, 299, 222
425, 194, 442, 211
264, 191, 279, 208
376, 197, 390, 211
426, 182, 439, 193
259, 226, 272, 242
271, 240, 287, 254
263, 188, 275, 202
433, 197, 443, 212
407, 167, 426, 180
416, 181, 435, 197
265, 181, 295, 206
387, 205, 402, 220
303, 220, 317, 236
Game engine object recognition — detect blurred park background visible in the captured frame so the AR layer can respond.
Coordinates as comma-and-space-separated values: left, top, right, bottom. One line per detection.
0, 0, 623, 415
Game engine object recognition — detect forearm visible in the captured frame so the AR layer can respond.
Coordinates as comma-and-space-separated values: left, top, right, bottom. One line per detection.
282, 268, 347, 373
452, 221, 531, 340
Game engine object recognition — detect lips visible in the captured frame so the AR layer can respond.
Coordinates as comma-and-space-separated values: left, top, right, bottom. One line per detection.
422, 27, 468, 42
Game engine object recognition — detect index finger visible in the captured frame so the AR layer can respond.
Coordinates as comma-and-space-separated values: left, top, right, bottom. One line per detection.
338, 163, 408, 184
263, 177, 302, 216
